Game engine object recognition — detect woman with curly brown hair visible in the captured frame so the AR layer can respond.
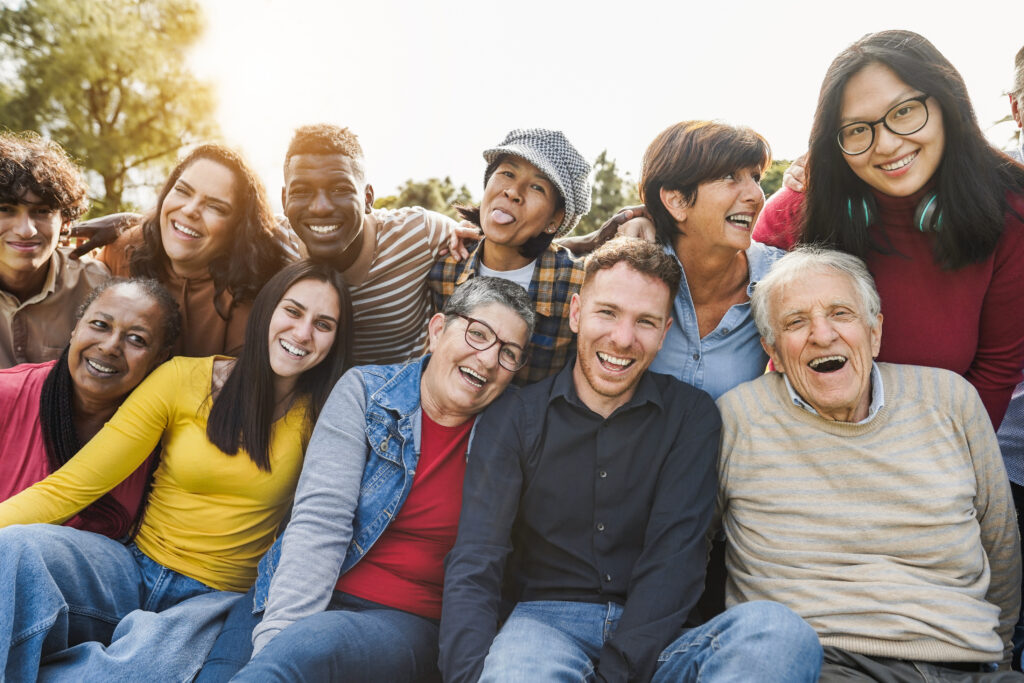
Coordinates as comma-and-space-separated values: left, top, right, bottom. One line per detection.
101, 144, 290, 357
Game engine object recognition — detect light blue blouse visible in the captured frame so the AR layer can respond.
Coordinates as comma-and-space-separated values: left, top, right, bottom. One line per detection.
649, 240, 784, 399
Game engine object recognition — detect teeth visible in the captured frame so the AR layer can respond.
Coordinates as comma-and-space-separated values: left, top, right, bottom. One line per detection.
880, 151, 917, 171
173, 221, 201, 238
86, 359, 117, 374
727, 214, 752, 226
809, 355, 846, 369
597, 351, 632, 367
460, 367, 486, 385
280, 339, 308, 357
307, 224, 340, 235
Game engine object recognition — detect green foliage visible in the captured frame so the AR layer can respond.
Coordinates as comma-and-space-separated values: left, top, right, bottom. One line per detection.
572, 150, 641, 236
760, 159, 792, 198
374, 176, 474, 219
0, 0, 218, 214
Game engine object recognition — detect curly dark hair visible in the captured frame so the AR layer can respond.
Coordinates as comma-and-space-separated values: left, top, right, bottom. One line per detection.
129, 143, 290, 318
803, 30, 1024, 270
0, 131, 89, 223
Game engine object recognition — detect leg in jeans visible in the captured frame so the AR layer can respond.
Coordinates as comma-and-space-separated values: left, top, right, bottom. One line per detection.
232, 593, 439, 683
653, 600, 822, 683
195, 585, 261, 683
479, 600, 619, 683
0, 524, 146, 681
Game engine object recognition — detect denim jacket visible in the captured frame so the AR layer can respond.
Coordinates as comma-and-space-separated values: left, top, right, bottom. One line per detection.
253, 357, 428, 612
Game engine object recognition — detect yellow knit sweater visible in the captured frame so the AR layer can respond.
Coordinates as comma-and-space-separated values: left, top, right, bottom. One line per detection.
0, 356, 308, 592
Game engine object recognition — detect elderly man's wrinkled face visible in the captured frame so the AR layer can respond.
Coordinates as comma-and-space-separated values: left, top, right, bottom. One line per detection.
762, 269, 882, 423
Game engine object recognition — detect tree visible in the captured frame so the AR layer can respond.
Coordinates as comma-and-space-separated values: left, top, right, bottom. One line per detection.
573, 150, 640, 236
374, 176, 474, 219
0, 0, 218, 214
760, 159, 792, 198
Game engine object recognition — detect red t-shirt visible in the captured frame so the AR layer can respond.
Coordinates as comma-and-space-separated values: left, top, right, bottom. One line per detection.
335, 410, 474, 619
754, 187, 1024, 428
0, 361, 153, 538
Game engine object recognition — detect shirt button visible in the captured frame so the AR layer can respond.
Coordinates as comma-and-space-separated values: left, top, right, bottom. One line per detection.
603, 573, 612, 582
598, 470, 607, 478
596, 522, 605, 532
721, 327, 729, 334
692, 353, 700, 361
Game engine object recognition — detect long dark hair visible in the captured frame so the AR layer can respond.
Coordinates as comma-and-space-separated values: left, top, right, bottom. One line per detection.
206, 260, 353, 471
129, 143, 290, 316
803, 30, 1024, 270
39, 278, 181, 536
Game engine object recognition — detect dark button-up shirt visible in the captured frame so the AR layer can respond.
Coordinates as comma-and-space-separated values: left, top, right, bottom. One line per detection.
440, 362, 721, 682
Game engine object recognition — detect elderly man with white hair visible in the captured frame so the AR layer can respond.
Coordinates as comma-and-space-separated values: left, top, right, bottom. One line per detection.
716, 245, 1023, 680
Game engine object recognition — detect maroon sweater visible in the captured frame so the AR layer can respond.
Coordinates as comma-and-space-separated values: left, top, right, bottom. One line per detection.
754, 187, 1024, 428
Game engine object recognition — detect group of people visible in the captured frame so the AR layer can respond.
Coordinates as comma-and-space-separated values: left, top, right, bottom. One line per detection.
0, 28, 1023, 682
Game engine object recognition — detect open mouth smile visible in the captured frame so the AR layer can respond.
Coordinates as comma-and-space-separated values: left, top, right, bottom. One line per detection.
85, 358, 120, 376
172, 221, 201, 239
597, 351, 634, 372
459, 366, 488, 388
878, 150, 918, 172
808, 355, 847, 373
726, 214, 753, 229
305, 223, 341, 235
279, 339, 309, 358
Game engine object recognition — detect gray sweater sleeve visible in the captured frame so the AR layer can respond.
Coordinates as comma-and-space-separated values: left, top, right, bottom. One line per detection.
250, 368, 370, 656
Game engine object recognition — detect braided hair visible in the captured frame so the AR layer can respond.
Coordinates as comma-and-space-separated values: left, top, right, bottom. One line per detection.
38, 277, 181, 538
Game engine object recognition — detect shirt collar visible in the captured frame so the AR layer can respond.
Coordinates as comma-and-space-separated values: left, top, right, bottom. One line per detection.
783, 362, 885, 424
549, 358, 665, 414
660, 239, 777, 299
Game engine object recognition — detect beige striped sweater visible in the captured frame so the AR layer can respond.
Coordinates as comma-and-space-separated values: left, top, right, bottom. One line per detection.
716, 363, 1020, 665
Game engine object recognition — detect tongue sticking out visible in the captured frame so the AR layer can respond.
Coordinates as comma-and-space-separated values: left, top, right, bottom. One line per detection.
490, 209, 514, 225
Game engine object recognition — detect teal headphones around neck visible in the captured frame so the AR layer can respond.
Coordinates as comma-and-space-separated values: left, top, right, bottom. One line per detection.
846, 191, 942, 232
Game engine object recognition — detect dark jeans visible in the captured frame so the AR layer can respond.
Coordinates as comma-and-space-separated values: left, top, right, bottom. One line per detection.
820, 646, 1023, 682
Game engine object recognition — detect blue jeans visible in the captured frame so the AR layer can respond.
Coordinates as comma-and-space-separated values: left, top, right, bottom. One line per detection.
195, 585, 261, 682
479, 599, 822, 682
230, 592, 439, 682
0, 524, 229, 681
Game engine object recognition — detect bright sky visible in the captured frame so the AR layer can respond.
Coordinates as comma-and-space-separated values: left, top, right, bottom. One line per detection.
190, 0, 1022, 211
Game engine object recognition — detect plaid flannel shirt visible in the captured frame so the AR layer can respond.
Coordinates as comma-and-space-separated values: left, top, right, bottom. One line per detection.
428, 239, 584, 385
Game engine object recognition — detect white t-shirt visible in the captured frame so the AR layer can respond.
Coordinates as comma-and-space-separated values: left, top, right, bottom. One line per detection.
478, 260, 537, 293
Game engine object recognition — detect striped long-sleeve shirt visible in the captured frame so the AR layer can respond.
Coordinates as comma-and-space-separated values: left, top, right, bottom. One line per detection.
717, 363, 1021, 666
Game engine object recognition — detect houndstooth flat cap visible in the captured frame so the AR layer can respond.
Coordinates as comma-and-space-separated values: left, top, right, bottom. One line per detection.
483, 128, 592, 237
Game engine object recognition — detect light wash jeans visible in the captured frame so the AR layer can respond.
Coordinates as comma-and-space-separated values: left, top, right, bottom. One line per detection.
479, 599, 822, 682
205, 590, 438, 683
0, 524, 237, 682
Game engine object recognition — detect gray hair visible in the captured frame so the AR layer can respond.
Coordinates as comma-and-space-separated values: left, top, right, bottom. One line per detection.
443, 276, 536, 339
751, 246, 881, 346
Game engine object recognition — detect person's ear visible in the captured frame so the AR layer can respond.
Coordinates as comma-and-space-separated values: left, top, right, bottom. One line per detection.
761, 337, 784, 373
426, 312, 446, 352
659, 188, 688, 223
568, 292, 582, 334
364, 184, 375, 214
281, 186, 287, 208
545, 208, 566, 234
870, 313, 883, 358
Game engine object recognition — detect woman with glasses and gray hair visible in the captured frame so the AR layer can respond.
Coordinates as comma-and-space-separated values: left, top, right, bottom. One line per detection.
754, 29, 1024, 429
199, 277, 534, 682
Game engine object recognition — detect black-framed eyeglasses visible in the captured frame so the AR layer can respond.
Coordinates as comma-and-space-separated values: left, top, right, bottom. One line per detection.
452, 313, 529, 372
836, 94, 930, 155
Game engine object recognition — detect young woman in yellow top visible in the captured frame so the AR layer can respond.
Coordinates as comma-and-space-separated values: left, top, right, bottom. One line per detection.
0, 259, 352, 681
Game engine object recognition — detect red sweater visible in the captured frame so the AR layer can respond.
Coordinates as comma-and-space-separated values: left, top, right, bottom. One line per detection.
0, 361, 153, 538
335, 411, 473, 619
754, 187, 1024, 428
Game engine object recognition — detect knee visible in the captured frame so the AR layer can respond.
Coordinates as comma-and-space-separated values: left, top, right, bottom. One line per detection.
728, 601, 821, 655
